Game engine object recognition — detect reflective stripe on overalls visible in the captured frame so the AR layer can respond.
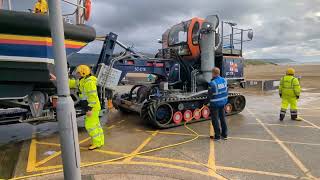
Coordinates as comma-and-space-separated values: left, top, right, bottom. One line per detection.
80, 76, 104, 147
279, 75, 301, 119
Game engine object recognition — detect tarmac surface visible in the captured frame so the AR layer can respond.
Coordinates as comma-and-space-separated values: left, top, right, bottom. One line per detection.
0, 89, 320, 180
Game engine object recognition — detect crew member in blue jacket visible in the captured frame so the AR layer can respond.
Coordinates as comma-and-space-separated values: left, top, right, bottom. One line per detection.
208, 67, 228, 141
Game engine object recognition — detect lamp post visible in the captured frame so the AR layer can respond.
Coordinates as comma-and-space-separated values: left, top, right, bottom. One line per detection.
48, 0, 81, 179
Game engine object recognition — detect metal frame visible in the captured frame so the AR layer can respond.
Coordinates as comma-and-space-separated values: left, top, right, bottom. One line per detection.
95, 32, 177, 83
221, 21, 253, 56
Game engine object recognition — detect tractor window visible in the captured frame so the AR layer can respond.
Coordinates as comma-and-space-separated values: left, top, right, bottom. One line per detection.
192, 22, 200, 45
168, 20, 191, 46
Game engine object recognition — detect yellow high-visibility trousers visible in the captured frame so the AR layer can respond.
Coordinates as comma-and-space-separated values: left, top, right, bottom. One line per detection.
280, 96, 298, 120
85, 110, 104, 147
281, 96, 297, 110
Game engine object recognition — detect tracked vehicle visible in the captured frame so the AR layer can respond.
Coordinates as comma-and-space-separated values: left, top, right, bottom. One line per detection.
96, 15, 253, 128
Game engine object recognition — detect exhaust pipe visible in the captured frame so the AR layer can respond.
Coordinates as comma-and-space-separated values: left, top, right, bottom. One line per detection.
198, 15, 220, 83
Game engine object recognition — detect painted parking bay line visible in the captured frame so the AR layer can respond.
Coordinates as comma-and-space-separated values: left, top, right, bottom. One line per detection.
247, 108, 317, 180
208, 124, 216, 175
122, 130, 159, 162
300, 116, 320, 130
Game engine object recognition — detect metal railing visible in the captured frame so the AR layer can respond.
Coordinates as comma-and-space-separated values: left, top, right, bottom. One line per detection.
221, 21, 253, 56
0, 0, 86, 24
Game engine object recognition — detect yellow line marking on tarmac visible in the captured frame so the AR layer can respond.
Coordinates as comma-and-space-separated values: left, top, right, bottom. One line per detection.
32, 161, 99, 172
39, 142, 315, 180
34, 165, 63, 172
123, 130, 159, 162
137, 154, 202, 166
33, 148, 203, 172
102, 161, 227, 179
21, 120, 318, 179
26, 139, 37, 172
216, 165, 298, 179
87, 147, 202, 166
36, 141, 60, 147
247, 108, 317, 180
106, 125, 116, 130
93, 149, 126, 156
25, 125, 118, 172
247, 122, 315, 128
26, 149, 306, 180
12, 161, 225, 180
16, 160, 304, 180
141, 129, 208, 137
79, 137, 91, 144
32, 147, 128, 172
140, 129, 320, 146
33, 161, 100, 171
208, 124, 216, 175
18, 138, 305, 180
35, 152, 61, 167
118, 120, 125, 124
34, 137, 92, 167
46, 163, 307, 180
300, 117, 320, 130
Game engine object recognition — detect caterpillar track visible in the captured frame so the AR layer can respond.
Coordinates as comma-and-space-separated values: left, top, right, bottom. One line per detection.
114, 90, 246, 129
140, 93, 245, 129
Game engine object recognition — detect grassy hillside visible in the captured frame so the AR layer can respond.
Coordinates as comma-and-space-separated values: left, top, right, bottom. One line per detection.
245, 58, 295, 66
245, 60, 274, 66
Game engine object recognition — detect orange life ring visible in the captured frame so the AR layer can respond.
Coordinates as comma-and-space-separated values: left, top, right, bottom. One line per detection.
84, 0, 91, 21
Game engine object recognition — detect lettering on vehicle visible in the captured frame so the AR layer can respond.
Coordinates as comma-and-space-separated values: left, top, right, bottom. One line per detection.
134, 67, 146, 72
226, 71, 234, 76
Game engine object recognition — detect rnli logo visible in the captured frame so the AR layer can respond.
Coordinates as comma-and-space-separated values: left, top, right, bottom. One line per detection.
230, 62, 238, 72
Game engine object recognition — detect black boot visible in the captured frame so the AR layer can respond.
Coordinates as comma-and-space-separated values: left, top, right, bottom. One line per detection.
279, 114, 285, 121
290, 110, 302, 121
279, 109, 286, 121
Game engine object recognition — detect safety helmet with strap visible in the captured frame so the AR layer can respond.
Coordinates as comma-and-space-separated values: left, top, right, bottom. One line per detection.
286, 68, 295, 75
76, 65, 91, 77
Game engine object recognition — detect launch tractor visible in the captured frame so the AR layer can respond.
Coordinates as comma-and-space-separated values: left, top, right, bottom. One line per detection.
96, 15, 253, 128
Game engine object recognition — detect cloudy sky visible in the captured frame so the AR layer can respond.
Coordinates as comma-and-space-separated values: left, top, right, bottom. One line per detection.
4, 0, 320, 62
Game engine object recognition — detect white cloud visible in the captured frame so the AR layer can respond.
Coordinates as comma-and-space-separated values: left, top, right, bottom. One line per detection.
9, 0, 320, 62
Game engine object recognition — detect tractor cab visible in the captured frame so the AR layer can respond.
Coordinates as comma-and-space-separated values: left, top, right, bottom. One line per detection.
159, 17, 253, 61
160, 17, 205, 61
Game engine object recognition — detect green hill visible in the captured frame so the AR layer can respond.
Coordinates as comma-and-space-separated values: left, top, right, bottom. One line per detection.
245, 58, 295, 65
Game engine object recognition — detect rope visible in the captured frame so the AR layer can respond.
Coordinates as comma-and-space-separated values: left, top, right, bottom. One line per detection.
11, 106, 228, 180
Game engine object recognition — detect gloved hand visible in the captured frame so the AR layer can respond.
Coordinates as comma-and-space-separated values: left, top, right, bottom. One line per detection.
296, 96, 299, 99
279, 94, 282, 98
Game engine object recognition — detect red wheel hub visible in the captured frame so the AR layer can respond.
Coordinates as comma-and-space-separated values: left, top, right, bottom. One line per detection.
193, 109, 201, 120
183, 110, 193, 122
202, 106, 210, 119
173, 111, 183, 124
